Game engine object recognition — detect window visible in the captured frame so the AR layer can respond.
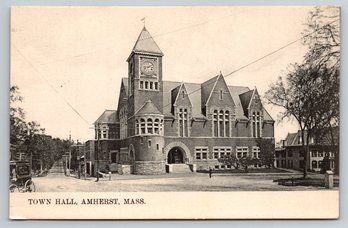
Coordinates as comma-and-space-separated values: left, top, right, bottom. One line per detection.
287, 160, 293, 168
156, 144, 159, 151
154, 118, 160, 134
236, 146, 249, 158
195, 147, 208, 160
178, 108, 189, 137
140, 118, 146, 134
135, 117, 163, 135
213, 147, 232, 159
312, 150, 317, 157
212, 109, 230, 137
287, 151, 293, 157
111, 152, 117, 163
312, 160, 318, 169
318, 151, 323, 157
251, 111, 261, 137
135, 120, 139, 135
139, 80, 159, 91
252, 146, 260, 159
119, 107, 128, 139
148, 140, 152, 148
182, 90, 185, 98
219, 90, 223, 100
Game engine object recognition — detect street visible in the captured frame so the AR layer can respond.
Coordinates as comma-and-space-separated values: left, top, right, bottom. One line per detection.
31, 172, 332, 192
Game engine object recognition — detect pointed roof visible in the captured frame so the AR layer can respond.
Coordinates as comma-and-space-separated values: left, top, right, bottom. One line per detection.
130, 27, 163, 56
239, 89, 254, 115
135, 100, 163, 115
95, 110, 118, 124
228, 85, 250, 119
121, 77, 128, 95
201, 75, 219, 108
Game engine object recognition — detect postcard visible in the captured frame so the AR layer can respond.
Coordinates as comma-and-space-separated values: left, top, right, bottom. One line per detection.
9, 6, 340, 219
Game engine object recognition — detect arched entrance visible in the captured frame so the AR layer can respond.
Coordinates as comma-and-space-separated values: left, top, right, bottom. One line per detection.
167, 147, 184, 164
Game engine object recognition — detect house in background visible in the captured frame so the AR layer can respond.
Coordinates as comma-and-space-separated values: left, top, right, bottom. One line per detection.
88, 26, 275, 175
275, 128, 338, 172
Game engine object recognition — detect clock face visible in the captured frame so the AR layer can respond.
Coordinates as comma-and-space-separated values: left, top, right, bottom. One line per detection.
140, 58, 157, 77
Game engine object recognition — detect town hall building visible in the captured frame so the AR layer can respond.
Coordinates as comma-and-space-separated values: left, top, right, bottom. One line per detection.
90, 26, 275, 175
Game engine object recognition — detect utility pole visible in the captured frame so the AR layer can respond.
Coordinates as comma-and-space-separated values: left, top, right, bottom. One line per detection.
96, 122, 100, 182
68, 131, 72, 175
84, 142, 87, 179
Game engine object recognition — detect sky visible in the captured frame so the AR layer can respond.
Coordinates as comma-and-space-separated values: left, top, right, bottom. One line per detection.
11, 6, 322, 142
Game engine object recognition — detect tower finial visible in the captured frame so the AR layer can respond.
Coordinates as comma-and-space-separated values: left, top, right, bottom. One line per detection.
141, 17, 146, 28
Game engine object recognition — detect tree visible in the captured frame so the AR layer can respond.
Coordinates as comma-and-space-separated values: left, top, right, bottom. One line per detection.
218, 153, 239, 170
256, 138, 275, 168
239, 156, 254, 173
10, 86, 27, 151
265, 7, 340, 178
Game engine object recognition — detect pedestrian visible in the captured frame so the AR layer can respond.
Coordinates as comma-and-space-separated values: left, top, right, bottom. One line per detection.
209, 167, 212, 178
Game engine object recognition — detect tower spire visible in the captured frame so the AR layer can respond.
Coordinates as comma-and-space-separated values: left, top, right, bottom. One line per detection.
141, 17, 146, 28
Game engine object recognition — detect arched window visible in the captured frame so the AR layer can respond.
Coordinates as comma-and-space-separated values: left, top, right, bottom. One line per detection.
212, 109, 231, 137
135, 119, 139, 135
251, 111, 261, 137
136, 117, 163, 135
225, 110, 230, 137
147, 118, 153, 134
219, 110, 224, 137
178, 108, 190, 137
213, 110, 218, 137
160, 119, 163, 135
154, 118, 160, 134
140, 118, 146, 134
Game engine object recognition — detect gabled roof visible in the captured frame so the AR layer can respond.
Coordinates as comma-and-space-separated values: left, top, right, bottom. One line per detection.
285, 132, 298, 146
201, 75, 219, 108
130, 27, 163, 57
135, 100, 162, 116
95, 110, 118, 124
122, 77, 128, 96
163, 81, 204, 118
172, 83, 192, 106
262, 108, 274, 121
239, 89, 254, 115
228, 86, 250, 119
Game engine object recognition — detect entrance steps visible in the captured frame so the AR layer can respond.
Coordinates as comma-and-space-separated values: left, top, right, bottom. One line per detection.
167, 164, 193, 173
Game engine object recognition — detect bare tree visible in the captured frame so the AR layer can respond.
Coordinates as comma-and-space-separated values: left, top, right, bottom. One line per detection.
265, 7, 340, 178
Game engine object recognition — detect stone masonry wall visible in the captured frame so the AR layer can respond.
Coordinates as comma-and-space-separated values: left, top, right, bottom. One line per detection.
134, 161, 165, 175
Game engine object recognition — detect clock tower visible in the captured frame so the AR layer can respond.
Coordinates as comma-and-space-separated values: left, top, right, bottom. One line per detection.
127, 26, 164, 124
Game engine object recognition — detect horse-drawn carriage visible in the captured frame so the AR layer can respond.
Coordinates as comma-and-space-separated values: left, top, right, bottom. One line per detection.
9, 160, 35, 192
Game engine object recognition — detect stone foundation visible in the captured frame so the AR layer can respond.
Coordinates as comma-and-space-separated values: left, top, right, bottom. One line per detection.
134, 161, 165, 175
117, 164, 132, 175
